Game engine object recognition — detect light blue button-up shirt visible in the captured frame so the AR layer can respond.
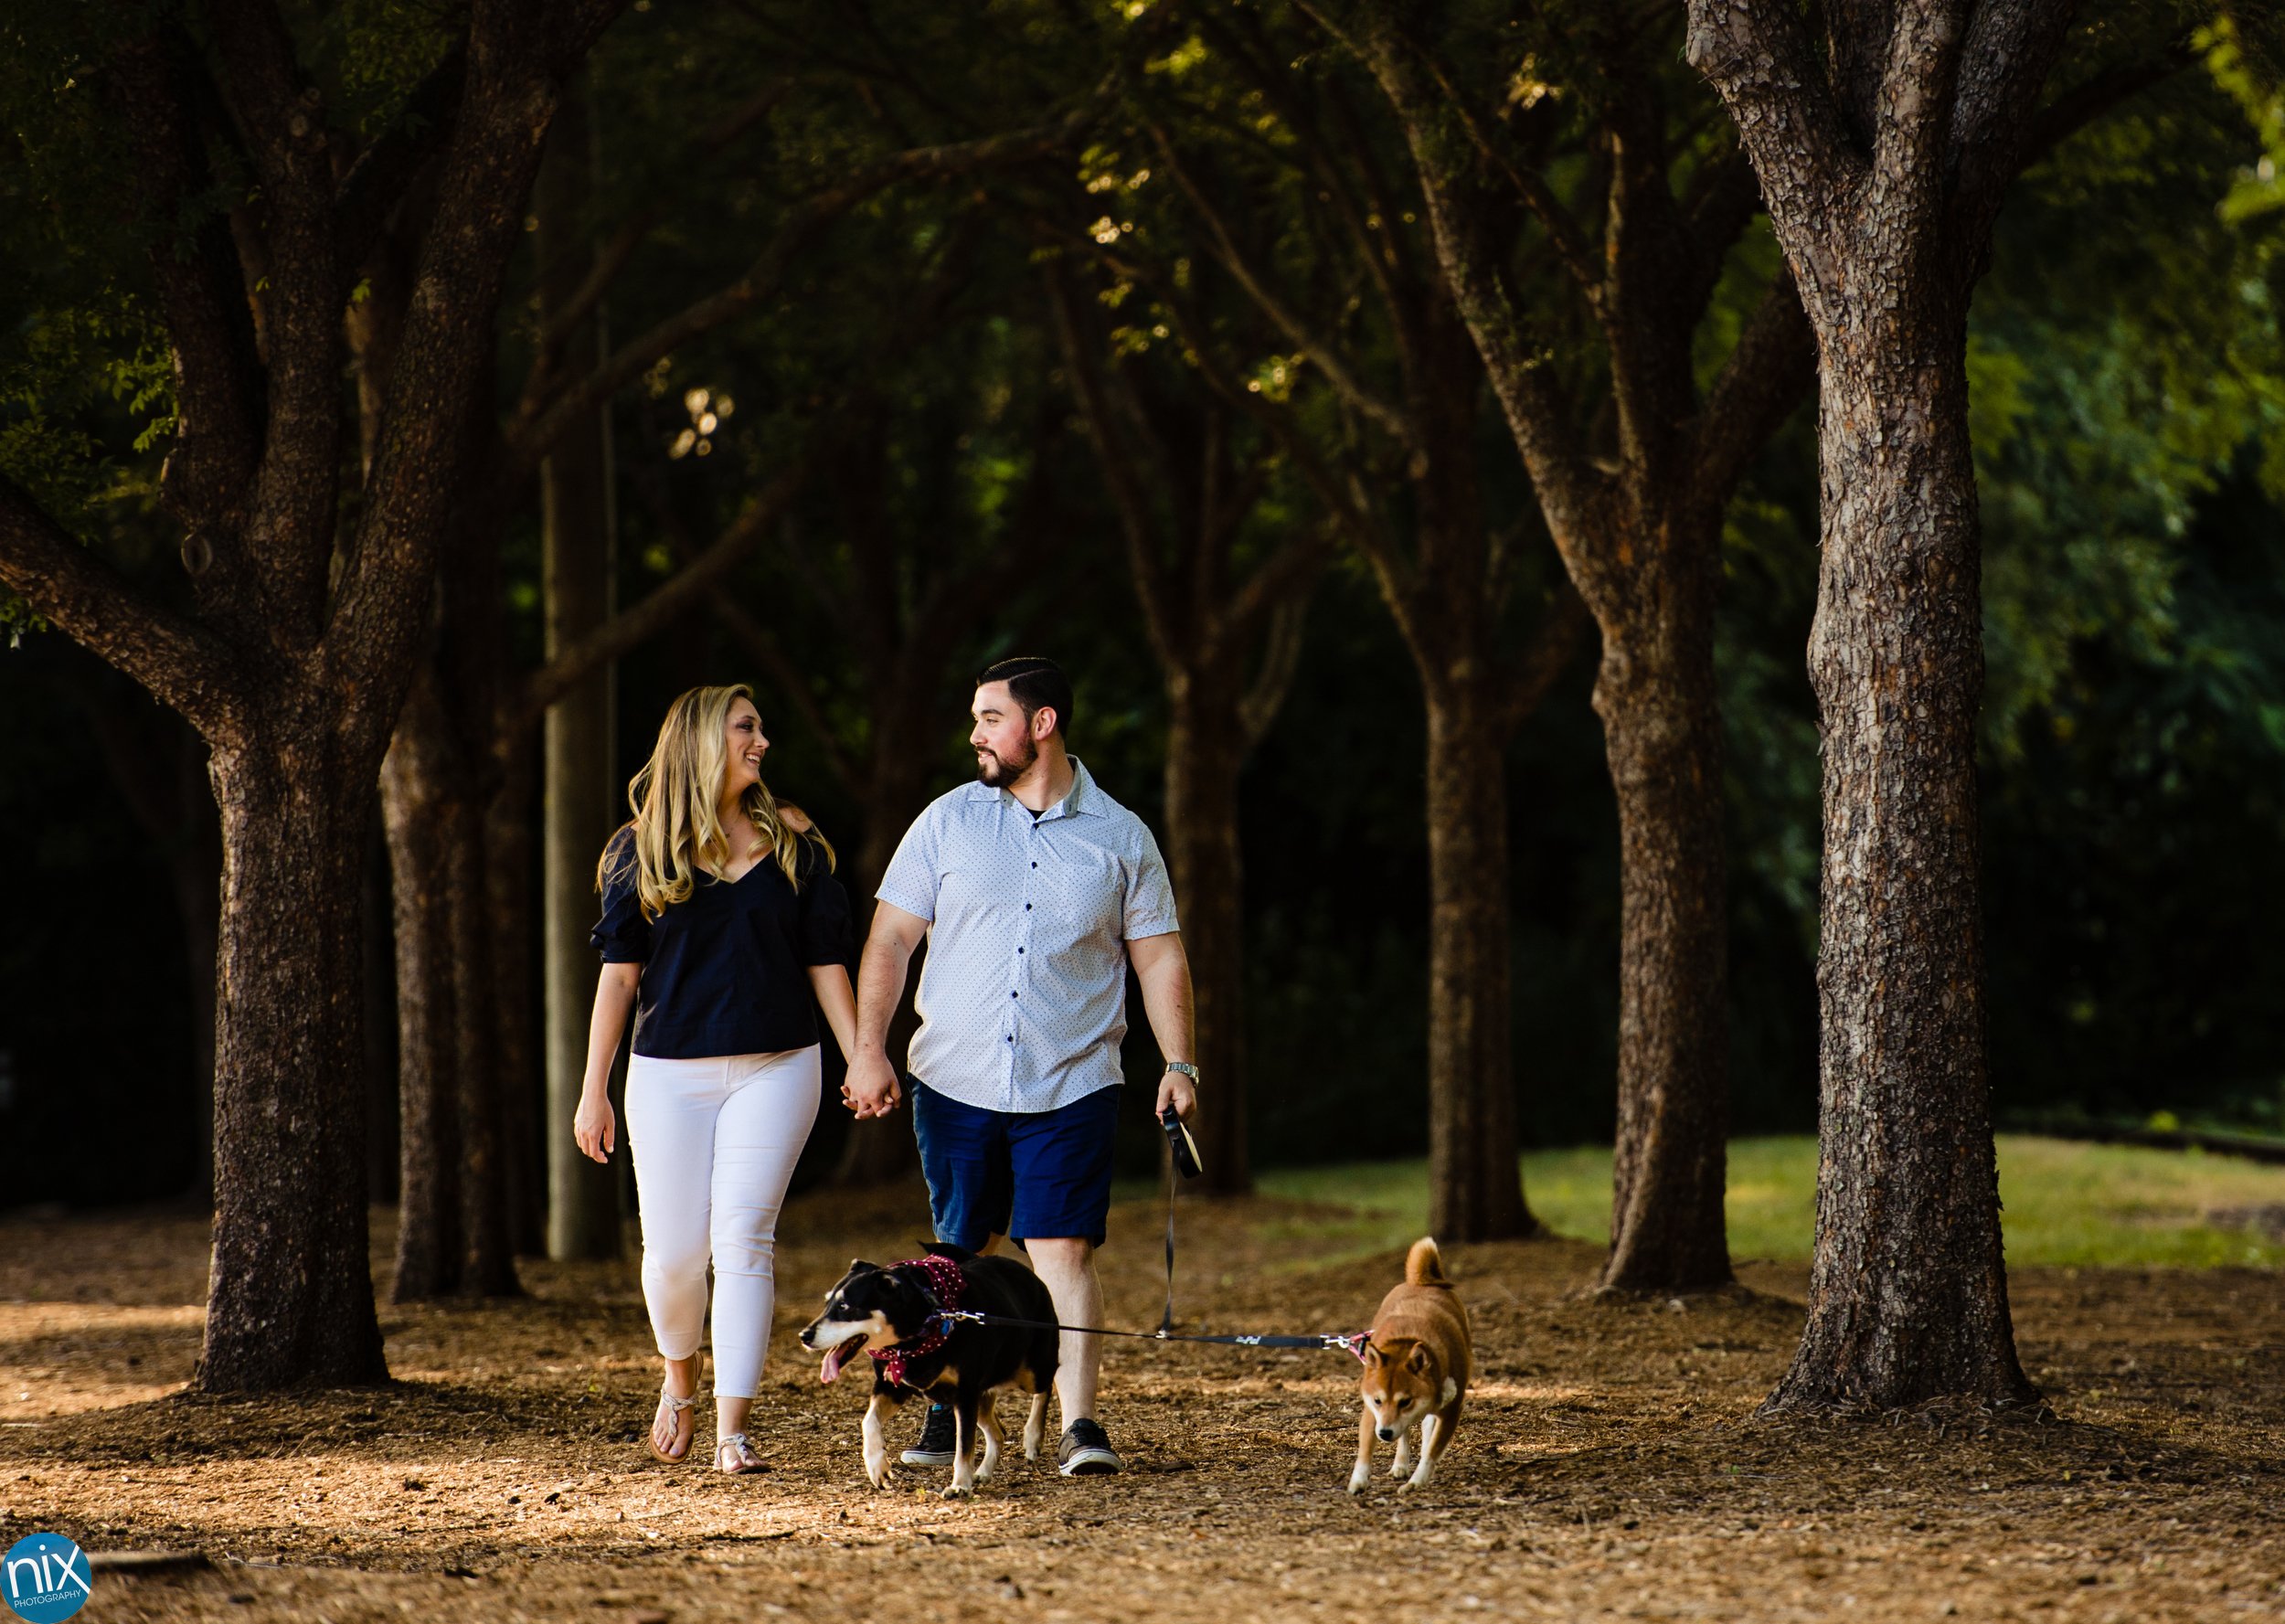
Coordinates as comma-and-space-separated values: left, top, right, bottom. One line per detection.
875, 759, 1181, 1113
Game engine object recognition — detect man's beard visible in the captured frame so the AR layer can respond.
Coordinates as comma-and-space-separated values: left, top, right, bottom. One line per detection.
975, 734, 1037, 787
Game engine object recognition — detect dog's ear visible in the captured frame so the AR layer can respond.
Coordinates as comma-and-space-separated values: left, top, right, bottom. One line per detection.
1407, 1343, 1432, 1375
848, 1258, 877, 1274
1362, 1342, 1384, 1365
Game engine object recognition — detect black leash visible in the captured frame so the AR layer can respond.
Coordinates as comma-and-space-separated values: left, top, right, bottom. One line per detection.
919, 1109, 1371, 1362
926, 1307, 1370, 1358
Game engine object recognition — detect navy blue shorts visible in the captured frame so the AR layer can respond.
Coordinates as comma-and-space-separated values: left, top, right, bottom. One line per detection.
912, 1082, 1122, 1250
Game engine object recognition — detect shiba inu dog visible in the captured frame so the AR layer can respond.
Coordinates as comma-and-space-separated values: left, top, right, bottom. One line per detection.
1347, 1237, 1470, 1494
798, 1243, 1059, 1499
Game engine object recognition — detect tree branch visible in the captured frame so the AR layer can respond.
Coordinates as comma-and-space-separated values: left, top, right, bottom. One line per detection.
499, 112, 1095, 490
1866, 2, 1971, 254
1045, 264, 1184, 667
1691, 265, 1814, 509
1499, 579, 1591, 738
704, 596, 859, 797
105, 25, 265, 582
1238, 587, 1313, 750
508, 457, 813, 739
1144, 122, 1415, 449
0, 475, 245, 738
335, 44, 469, 272
1684, 0, 1861, 292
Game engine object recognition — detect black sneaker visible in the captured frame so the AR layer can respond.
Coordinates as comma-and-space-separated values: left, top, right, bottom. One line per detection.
1057, 1417, 1121, 1476
900, 1404, 957, 1467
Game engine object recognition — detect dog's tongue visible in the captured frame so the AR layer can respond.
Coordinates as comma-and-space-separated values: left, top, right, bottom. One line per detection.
820, 1342, 846, 1385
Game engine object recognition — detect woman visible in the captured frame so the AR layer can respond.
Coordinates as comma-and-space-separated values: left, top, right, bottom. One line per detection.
573, 685, 856, 1474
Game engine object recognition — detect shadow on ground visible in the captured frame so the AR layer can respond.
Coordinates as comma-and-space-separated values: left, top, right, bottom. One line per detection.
2, 1179, 2280, 1622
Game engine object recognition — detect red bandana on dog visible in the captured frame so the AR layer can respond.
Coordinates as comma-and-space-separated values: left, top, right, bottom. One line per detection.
870, 1253, 967, 1390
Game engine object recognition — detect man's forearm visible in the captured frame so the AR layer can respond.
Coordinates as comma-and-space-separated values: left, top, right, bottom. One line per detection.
853, 932, 915, 1056
1136, 948, 1196, 1066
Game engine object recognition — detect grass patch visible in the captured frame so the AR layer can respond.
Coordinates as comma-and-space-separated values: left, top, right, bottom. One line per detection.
1256, 1135, 2285, 1268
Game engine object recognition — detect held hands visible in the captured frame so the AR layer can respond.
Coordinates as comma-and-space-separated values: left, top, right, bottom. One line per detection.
1155, 1067, 1197, 1125
572, 1091, 616, 1163
842, 1051, 904, 1120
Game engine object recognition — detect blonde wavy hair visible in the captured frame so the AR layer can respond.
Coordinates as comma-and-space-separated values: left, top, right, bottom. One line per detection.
597, 684, 834, 921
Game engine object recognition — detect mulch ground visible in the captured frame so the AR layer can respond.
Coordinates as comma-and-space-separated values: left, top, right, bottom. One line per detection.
3, 1180, 2280, 1623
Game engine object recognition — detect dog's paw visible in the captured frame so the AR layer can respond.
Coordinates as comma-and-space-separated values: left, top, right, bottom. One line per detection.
940, 1483, 974, 1502
1345, 1468, 1369, 1496
863, 1459, 890, 1490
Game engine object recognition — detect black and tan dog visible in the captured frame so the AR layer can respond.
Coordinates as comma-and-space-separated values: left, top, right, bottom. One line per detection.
799, 1242, 1060, 1498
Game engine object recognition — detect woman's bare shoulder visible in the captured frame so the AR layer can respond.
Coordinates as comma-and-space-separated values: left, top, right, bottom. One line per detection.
776, 801, 814, 834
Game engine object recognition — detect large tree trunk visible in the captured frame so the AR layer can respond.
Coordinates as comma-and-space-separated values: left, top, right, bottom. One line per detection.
1423, 674, 1533, 1242
537, 86, 626, 1261
1164, 676, 1249, 1194
1763, 314, 2032, 1412
1596, 525, 1733, 1292
198, 717, 388, 1390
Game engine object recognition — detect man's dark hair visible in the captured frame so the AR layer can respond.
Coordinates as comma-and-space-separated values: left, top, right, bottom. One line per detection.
976, 656, 1073, 737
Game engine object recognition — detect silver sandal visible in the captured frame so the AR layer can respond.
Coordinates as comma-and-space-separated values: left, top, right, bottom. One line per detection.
715, 1431, 765, 1475
647, 1385, 698, 1463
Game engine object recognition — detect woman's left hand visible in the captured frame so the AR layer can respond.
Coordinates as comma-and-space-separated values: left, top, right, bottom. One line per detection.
573, 1091, 617, 1163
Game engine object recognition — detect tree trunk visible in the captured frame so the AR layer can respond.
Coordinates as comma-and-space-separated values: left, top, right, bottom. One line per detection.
447, 792, 517, 1295
382, 675, 462, 1302
197, 716, 388, 1390
1596, 525, 1733, 1292
1423, 674, 1533, 1242
1164, 676, 1249, 1194
172, 846, 220, 1207
1762, 313, 2033, 1412
537, 85, 625, 1260
486, 745, 545, 1255
362, 818, 400, 1205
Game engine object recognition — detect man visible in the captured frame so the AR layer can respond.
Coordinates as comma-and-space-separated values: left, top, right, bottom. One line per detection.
843, 655, 1198, 1476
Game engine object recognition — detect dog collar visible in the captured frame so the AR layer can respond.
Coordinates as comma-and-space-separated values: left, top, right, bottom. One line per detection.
870, 1253, 967, 1389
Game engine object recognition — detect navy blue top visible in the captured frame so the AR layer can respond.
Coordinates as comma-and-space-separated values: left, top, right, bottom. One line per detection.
591, 824, 853, 1059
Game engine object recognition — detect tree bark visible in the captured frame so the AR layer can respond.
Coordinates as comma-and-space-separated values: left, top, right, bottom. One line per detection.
1423, 673, 1532, 1242
199, 717, 388, 1388
1685, 0, 2071, 1410
536, 86, 626, 1261
1764, 316, 2032, 1410
382, 676, 462, 1302
0, 0, 623, 1390
363, 819, 400, 1206
485, 742, 545, 1256
446, 781, 516, 1295
1595, 526, 1732, 1291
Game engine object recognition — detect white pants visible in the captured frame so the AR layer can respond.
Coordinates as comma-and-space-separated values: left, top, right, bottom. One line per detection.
624, 1046, 821, 1399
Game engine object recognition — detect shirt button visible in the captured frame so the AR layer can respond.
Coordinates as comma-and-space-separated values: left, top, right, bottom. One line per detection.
1031, 861, 1037, 868
1011, 991, 1019, 998
1025, 903, 1032, 910
1017, 947, 1025, 954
